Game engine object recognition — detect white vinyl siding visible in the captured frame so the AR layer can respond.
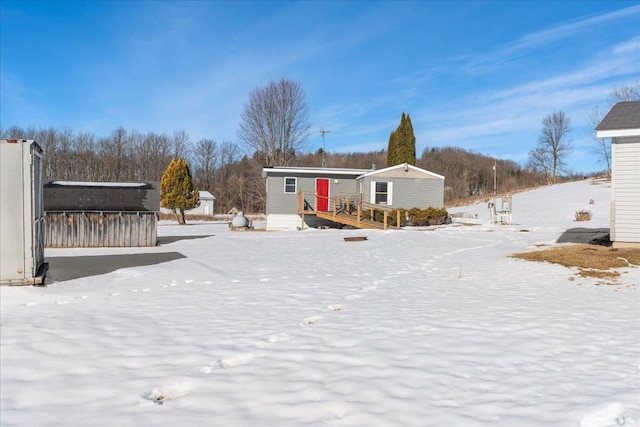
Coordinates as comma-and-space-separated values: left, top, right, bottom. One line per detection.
611, 138, 640, 244
284, 177, 297, 194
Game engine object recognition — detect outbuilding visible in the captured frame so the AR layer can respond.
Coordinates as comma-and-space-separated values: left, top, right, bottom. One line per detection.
161, 190, 216, 217
43, 181, 160, 247
596, 100, 640, 248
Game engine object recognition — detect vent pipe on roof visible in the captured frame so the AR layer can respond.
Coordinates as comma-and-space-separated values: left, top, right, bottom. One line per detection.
372, 163, 376, 170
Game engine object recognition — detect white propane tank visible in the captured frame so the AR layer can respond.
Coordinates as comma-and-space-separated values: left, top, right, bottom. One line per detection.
231, 211, 249, 228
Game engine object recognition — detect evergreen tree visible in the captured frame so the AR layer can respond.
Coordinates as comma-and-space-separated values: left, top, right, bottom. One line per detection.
404, 114, 416, 165
386, 129, 398, 166
160, 157, 200, 224
386, 112, 416, 167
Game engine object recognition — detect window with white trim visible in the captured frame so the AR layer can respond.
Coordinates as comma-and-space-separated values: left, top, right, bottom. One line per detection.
284, 177, 297, 194
371, 181, 393, 205
375, 182, 388, 204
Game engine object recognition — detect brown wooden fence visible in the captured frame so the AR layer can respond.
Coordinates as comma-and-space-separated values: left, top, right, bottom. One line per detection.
43, 211, 157, 247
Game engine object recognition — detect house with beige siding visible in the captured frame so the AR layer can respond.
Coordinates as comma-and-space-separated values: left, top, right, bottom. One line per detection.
596, 101, 640, 248
262, 164, 445, 230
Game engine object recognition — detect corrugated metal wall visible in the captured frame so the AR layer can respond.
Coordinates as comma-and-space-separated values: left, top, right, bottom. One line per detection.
44, 212, 157, 247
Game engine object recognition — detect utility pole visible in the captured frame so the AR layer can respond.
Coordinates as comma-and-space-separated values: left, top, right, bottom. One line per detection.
319, 128, 331, 168
493, 160, 497, 195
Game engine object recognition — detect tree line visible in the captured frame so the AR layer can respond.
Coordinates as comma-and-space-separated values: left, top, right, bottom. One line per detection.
0, 124, 262, 213
2, 122, 554, 212
4, 78, 636, 213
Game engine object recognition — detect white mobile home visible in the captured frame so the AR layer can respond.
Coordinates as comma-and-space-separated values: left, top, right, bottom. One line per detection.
596, 101, 640, 248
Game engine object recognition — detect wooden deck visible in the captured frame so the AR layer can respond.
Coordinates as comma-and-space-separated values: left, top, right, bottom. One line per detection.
315, 211, 387, 229
297, 192, 400, 230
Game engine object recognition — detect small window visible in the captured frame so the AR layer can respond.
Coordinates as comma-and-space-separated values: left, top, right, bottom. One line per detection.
284, 177, 297, 194
375, 182, 388, 204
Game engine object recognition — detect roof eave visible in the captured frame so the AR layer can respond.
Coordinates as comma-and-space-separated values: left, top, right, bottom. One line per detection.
596, 128, 640, 138
262, 167, 372, 177
358, 163, 445, 180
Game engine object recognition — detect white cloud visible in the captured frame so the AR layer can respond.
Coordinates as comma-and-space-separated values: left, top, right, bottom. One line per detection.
464, 4, 640, 74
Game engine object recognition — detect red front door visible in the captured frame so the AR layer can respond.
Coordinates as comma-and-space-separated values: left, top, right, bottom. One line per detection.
316, 178, 330, 211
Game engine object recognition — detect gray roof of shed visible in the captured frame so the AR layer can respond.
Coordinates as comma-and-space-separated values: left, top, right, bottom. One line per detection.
596, 101, 640, 131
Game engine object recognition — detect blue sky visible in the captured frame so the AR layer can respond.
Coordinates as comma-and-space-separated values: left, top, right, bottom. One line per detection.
1, 1, 639, 174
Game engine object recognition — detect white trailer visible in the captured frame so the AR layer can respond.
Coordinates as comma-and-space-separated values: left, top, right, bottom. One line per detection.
1, 139, 48, 285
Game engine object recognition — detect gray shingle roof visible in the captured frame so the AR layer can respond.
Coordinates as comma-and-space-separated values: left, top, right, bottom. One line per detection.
596, 101, 640, 131
43, 181, 160, 212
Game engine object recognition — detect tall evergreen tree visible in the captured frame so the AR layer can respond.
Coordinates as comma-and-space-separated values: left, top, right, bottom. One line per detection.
386, 112, 416, 167
161, 157, 200, 224
404, 114, 416, 165
387, 129, 398, 166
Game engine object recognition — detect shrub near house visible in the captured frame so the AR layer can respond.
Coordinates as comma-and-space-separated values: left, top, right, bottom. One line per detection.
364, 207, 449, 227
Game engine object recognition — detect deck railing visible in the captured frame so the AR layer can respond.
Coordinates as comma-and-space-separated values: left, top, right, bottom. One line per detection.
297, 192, 401, 229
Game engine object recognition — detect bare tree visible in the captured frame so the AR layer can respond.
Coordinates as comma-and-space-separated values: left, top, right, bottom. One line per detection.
212, 141, 243, 212
109, 126, 129, 180
57, 127, 75, 180
74, 131, 99, 180
528, 111, 572, 183
150, 132, 173, 180
38, 127, 60, 181
193, 139, 218, 192
526, 146, 553, 184
237, 78, 311, 166
588, 81, 640, 175
171, 130, 191, 160
608, 80, 640, 106
587, 106, 611, 175
94, 127, 131, 181
2, 125, 28, 139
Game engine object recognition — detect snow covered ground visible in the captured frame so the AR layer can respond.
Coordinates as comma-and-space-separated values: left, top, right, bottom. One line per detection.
1, 179, 638, 426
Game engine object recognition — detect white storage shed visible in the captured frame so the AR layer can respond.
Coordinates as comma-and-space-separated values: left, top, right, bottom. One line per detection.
161, 190, 215, 217
188, 191, 215, 216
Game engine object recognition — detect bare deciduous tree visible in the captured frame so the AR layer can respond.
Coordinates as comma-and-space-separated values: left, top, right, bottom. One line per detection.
74, 131, 98, 180
171, 130, 191, 160
237, 78, 311, 166
528, 111, 572, 183
608, 80, 640, 106
588, 81, 640, 175
526, 146, 553, 184
193, 139, 218, 192
587, 106, 611, 175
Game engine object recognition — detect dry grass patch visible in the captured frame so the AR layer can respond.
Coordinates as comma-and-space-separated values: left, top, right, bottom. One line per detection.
511, 244, 640, 280
574, 210, 592, 221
